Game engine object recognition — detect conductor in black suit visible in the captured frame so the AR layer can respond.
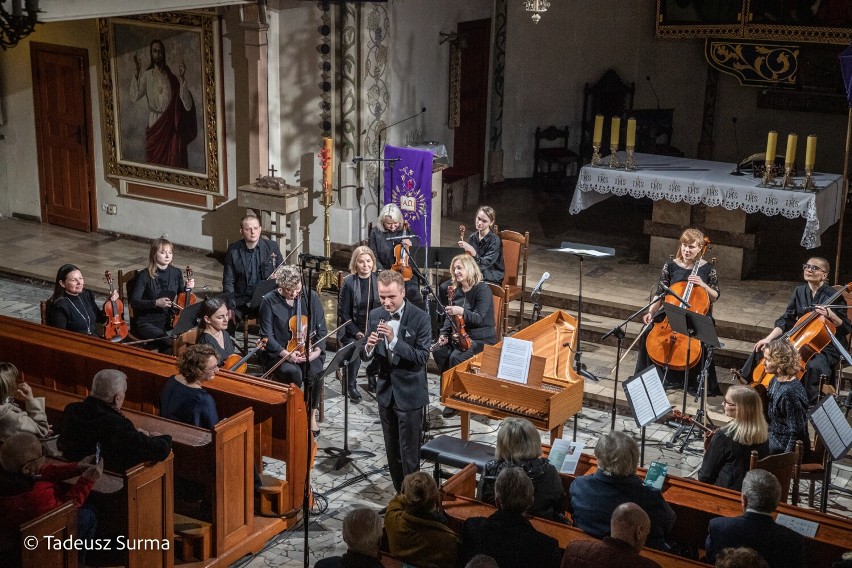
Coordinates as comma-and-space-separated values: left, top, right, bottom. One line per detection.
361, 270, 432, 493
704, 469, 805, 567
222, 214, 282, 323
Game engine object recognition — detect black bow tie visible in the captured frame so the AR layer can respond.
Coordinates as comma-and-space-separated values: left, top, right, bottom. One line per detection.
390, 312, 401, 320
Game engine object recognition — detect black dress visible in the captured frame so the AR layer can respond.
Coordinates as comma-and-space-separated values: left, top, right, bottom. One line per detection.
368, 226, 425, 308
337, 273, 380, 393
698, 429, 769, 490
130, 266, 185, 352
767, 378, 810, 455
432, 281, 496, 373
468, 231, 504, 284
46, 290, 104, 336
197, 331, 236, 366
634, 259, 721, 393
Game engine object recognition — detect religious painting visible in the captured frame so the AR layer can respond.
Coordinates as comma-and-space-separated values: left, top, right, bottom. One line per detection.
99, 12, 226, 208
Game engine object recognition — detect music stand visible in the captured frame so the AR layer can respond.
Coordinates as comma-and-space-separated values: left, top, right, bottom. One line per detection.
171, 300, 205, 336
809, 395, 852, 512
247, 280, 278, 309
623, 365, 669, 467
663, 303, 720, 450
321, 337, 375, 470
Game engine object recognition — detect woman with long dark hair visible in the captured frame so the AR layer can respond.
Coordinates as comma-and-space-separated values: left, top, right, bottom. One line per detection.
46, 264, 118, 337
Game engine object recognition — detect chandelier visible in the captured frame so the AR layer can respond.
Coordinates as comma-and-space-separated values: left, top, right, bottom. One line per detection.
0, 0, 41, 50
524, 0, 550, 23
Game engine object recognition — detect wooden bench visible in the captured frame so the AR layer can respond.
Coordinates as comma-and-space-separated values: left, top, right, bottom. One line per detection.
20, 501, 78, 568
441, 463, 708, 567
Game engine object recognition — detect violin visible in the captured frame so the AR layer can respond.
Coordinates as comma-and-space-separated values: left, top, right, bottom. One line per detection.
391, 221, 413, 281
102, 271, 128, 343
285, 293, 308, 360
645, 237, 712, 371
671, 409, 715, 451
459, 224, 466, 247
751, 282, 852, 387
447, 285, 472, 352
225, 338, 268, 374
172, 266, 198, 327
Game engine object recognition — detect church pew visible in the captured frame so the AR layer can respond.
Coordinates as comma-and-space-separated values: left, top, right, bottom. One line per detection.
32, 383, 256, 561
440, 464, 709, 568
20, 501, 78, 568
0, 314, 309, 524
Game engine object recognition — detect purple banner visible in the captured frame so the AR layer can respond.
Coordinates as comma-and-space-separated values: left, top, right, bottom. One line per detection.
841, 46, 852, 106
383, 144, 433, 245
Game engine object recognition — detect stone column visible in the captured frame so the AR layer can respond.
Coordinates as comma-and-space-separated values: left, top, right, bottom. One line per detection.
240, 4, 270, 183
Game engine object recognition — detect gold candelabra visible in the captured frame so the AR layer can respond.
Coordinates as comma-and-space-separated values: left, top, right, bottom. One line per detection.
607, 144, 621, 168
781, 165, 796, 189
802, 167, 817, 191
316, 188, 337, 293
761, 164, 776, 187
624, 147, 636, 171
591, 145, 602, 166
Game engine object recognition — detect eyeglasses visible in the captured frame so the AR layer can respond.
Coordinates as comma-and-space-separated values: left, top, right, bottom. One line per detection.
722, 400, 736, 407
803, 264, 826, 273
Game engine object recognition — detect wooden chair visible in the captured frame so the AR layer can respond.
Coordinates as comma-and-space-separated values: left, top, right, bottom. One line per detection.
39, 300, 47, 325
533, 126, 578, 186
832, 284, 852, 398
499, 229, 529, 330
750, 439, 802, 503
172, 328, 199, 357
486, 282, 510, 342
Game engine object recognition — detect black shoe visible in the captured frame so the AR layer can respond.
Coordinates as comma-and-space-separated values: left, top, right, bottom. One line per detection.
349, 389, 362, 404
442, 406, 458, 418
365, 376, 377, 393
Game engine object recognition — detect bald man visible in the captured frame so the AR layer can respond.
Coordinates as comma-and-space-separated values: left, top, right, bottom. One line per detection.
561, 502, 662, 568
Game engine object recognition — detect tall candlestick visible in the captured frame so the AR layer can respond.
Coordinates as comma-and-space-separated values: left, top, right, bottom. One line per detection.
626, 118, 637, 148
784, 134, 797, 167
610, 117, 621, 147
805, 134, 817, 169
592, 115, 604, 147
765, 131, 778, 170
322, 137, 333, 197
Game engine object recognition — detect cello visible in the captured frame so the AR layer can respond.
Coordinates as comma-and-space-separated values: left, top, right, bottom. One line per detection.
645, 237, 712, 370
751, 282, 852, 387
391, 221, 413, 281
447, 284, 472, 352
172, 266, 197, 327
102, 271, 128, 343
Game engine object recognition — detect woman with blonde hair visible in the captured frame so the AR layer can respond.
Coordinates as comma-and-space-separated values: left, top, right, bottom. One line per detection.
763, 339, 810, 455
477, 417, 564, 522
0, 362, 51, 443
698, 385, 769, 490
368, 203, 407, 271
458, 205, 504, 284
337, 246, 380, 401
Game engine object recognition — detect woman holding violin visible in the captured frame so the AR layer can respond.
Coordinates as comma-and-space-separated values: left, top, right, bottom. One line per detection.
46, 264, 119, 337
369, 203, 424, 307
259, 265, 326, 434
337, 246, 381, 402
634, 228, 721, 394
458, 206, 504, 285
697, 385, 769, 490
195, 297, 236, 366
130, 238, 194, 353
762, 339, 810, 455
739, 256, 849, 404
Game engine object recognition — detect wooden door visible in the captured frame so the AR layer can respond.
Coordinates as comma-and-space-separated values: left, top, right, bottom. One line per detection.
31, 43, 96, 232
452, 19, 491, 178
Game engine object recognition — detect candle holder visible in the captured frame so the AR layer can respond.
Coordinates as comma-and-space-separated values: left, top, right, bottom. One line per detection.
607, 144, 621, 168
802, 167, 817, 191
781, 165, 796, 189
624, 147, 637, 171
316, 185, 337, 293
761, 166, 776, 188
590, 144, 602, 166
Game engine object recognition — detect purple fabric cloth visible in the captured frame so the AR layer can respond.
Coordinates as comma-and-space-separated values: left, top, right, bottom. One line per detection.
841, 45, 852, 105
383, 144, 433, 245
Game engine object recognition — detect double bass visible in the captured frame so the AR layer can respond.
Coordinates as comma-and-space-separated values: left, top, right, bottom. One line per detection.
645, 237, 712, 370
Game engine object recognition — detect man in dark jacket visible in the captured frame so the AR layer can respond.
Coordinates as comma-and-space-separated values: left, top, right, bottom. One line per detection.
461, 466, 562, 568
58, 369, 172, 473
561, 502, 662, 568
222, 214, 282, 323
705, 469, 805, 567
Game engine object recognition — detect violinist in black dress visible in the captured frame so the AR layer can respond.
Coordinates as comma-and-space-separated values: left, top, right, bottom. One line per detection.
458, 206, 504, 285
195, 297, 236, 366
739, 256, 849, 404
45, 264, 118, 337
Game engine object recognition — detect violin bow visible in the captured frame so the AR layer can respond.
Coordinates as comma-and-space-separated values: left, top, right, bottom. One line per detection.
269, 239, 304, 279
260, 319, 352, 381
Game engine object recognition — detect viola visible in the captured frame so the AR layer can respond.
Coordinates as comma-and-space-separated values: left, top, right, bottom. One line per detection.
102, 271, 128, 343
671, 409, 715, 451
391, 221, 413, 281
645, 237, 712, 371
751, 282, 852, 387
225, 338, 268, 374
172, 266, 198, 327
447, 285, 472, 352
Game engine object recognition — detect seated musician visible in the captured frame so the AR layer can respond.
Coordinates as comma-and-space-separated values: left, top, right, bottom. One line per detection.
704, 469, 805, 567
222, 214, 282, 326
337, 246, 381, 402
259, 265, 326, 435
196, 297, 236, 366
462, 467, 561, 568
130, 238, 194, 353
434, 254, 496, 418
458, 206, 504, 285
698, 385, 769, 490
368, 203, 424, 308
561, 502, 661, 568
478, 417, 564, 522
569, 431, 675, 551
0, 432, 102, 567
634, 228, 721, 394
45, 263, 119, 337
762, 339, 810, 456
314, 508, 384, 568
160, 344, 219, 429
57, 369, 173, 472
739, 256, 849, 404
385, 471, 458, 568
0, 362, 51, 443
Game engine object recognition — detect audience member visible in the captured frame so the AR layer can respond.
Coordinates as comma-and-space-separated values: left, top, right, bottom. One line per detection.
478, 417, 565, 522
160, 343, 220, 429
0, 362, 51, 443
465, 556, 500, 568
0, 432, 102, 566
561, 502, 661, 568
715, 547, 770, 568
462, 466, 561, 568
315, 508, 384, 568
385, 471, 458, 568
58, 369, 172, 472
704, 469, 805, 567
569, 431, 675, 550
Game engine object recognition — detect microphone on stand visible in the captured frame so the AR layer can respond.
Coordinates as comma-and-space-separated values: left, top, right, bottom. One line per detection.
352, 156, 363, 163
730, 116, 745, 176
530, 272, 550, 297
661, 283, 691, 309
646, 76, 661, 109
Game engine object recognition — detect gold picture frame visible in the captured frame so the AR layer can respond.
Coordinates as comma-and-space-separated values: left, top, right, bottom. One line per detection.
99, 12, 226, 209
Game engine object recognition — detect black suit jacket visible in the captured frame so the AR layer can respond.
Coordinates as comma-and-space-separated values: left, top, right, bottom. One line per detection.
360, 302, 431, 411
222, 238, 282, 307
461, 510, 561, 568
337, 273, 380, 341
705, 511, 805, 567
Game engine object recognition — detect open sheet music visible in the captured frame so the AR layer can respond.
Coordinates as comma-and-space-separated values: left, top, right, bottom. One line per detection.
497, 337, 533, 384
623, 366, 670, 429
809, 395, 852, 461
